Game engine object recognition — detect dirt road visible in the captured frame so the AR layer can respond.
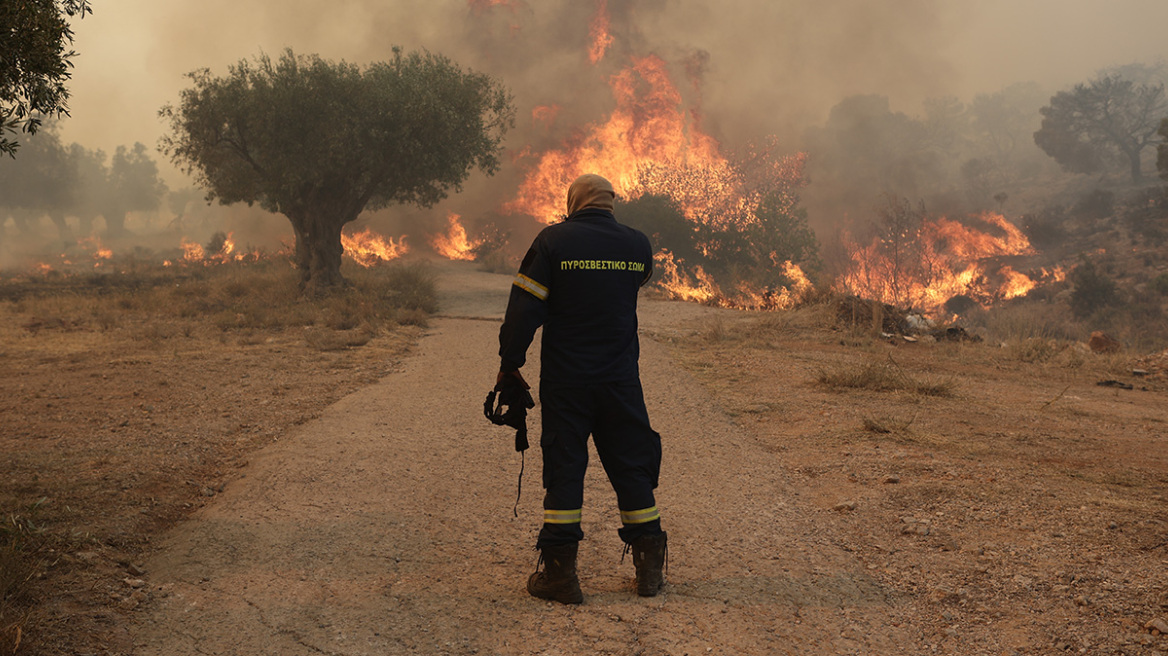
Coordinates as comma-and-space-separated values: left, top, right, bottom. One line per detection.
130, 264, 912, 655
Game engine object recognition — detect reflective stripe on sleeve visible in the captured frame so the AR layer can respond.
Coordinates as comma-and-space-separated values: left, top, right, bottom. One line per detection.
620, 506, 660, 525
513, 273, 549, 301
543, 508, 582, 525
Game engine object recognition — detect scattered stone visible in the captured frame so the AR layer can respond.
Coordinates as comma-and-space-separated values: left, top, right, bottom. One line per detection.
833, 501, 858, 512
127, 563, 146, 576
1132, 369, 1149, 377
900, 517, 931, 536
1108, 521, 1119, 530
1146, 617, 1168, 635
74, 551, 99, 563
883, 475, 900, 484
1097, 379, 1134, 390
118, 589, 148, 611
928, 586, 961, 603
1074, 595, 1091, 607
200, 487, 216, 497
1088, 331, 1121, 354
123, 578, 146, 589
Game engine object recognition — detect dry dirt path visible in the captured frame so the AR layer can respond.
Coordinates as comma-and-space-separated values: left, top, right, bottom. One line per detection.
130, 262, 915, 655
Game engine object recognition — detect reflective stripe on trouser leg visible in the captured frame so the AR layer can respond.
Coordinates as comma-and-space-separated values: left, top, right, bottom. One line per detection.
544, 508, 582, 525
620, 506, 660, 525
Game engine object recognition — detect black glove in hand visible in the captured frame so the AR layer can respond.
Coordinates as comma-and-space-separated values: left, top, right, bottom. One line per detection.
484, 372, 534, 452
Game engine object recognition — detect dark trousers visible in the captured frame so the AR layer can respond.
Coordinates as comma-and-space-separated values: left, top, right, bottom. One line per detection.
536, 381, 663, 548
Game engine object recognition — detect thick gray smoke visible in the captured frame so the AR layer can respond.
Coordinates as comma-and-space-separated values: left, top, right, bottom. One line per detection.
29, 0, 1168, 251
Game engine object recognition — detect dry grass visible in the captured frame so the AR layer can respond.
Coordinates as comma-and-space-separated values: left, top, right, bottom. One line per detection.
0, 260, 437, 653
818, 358, 955, 397
2, 260, 436, 349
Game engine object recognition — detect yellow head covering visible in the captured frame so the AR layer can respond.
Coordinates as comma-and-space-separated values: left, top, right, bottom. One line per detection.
565, 173, 615, 216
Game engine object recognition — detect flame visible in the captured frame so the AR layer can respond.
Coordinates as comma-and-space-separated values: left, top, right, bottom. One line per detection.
588, 0, 613, 65
430, 214, 482, 261
654, 250, 718, 304
35, 263, 54, 274
506, 53, 813, 311
505, 55, 728, 225
839, 211, 1047, 316
341, 228, 409, 267
181, 239, 205, 263
654, 250, 813, 311
76, 236, 113, 267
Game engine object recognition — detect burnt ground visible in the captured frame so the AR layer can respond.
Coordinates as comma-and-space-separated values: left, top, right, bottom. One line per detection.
3, 260, 1167, 655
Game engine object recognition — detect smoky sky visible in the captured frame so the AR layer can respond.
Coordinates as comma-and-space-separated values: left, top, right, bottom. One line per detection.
58, 0, 1168, 200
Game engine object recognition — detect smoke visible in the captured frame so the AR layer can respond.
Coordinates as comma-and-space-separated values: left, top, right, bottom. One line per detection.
26, 0, 1168, 256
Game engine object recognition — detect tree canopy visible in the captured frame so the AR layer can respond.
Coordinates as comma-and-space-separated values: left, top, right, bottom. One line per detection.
0, 0, 92, 157
161, 48, 514, 290
1033, 73, 1167, 182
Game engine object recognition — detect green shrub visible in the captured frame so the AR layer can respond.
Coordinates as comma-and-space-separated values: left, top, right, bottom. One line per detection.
1068, 258, 1119, 318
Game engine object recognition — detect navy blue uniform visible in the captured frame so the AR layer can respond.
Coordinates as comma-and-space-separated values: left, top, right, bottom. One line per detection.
499, 207, 664, 547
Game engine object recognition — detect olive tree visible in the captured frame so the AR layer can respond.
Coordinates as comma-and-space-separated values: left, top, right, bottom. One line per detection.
100, 143, 167, 237
160, 48, 514, 290
1034, 73, 1167, 183
0, 0, 91, 157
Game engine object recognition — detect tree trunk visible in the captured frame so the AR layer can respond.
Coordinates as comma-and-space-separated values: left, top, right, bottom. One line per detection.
49, 211, 73, 243
1129, 149, 1143, 183
288, 209, 350, 294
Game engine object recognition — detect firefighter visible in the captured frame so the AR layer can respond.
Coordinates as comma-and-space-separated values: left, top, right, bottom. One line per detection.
496, 173, 667, 604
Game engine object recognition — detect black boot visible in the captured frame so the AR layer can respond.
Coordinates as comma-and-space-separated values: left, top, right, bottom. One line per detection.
527, 543, 583, 604
630, 532, 667, 597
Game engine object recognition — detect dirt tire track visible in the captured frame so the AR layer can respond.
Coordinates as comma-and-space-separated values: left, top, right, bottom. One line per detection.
131, 265, 912, 655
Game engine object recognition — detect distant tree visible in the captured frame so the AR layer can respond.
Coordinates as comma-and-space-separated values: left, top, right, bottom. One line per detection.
0, 124, 76, 239
0, 0, 92, 157
1034, 73, 1167, 182
102, 142, 167, 237
1158, 118, 1168, 182
965, 82, 1050, 195
161, 48, 514, 291
801, 94, 957, 223
65, 143, 108, 235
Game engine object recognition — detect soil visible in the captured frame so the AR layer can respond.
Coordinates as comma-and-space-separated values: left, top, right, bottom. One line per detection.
3, 260, 1167, 656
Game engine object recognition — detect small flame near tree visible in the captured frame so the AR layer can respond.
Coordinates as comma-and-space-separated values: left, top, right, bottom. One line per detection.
431, 214, 483, 261
341, 228, 409, 267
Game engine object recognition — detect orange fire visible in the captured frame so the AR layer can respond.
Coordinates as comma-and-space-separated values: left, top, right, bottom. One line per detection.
341, 228, 409, 267
430, 214, 482, 261
76, 236, 113, 267
506, 52, 813, 310
588, 0, 613, 64
654, 250, 813, 311
506, 55, 728, 225
181, 238, 205, 263
839, 211, 1050, 316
